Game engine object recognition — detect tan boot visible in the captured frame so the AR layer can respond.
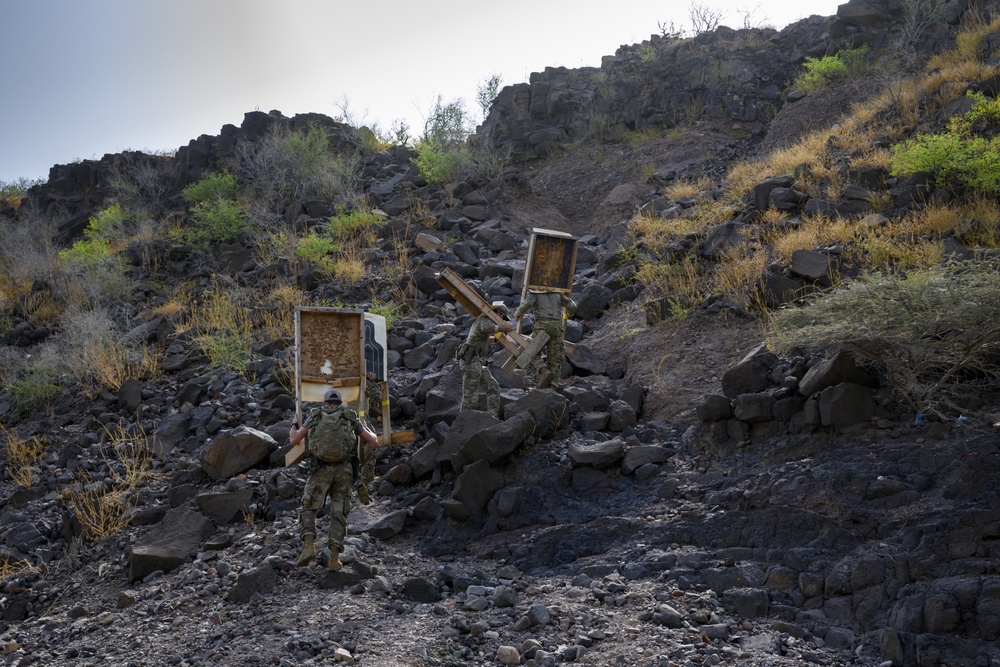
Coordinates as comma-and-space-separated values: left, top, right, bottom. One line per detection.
328, 547, 343, 571
296, 535, 316, 567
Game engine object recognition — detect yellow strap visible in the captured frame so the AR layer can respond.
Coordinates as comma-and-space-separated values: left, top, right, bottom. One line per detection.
381, 400, 390, 406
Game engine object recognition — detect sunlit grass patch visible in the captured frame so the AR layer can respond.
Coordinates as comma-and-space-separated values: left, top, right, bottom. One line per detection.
1, 424, 46, 488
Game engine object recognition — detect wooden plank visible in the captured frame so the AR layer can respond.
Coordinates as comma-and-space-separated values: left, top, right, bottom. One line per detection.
378, 380, 392, 447
515, 330, 550, 368
436, 267, 530, 355
436, 267, 580, 376
285, 442, 308, 467
390, 430, 415, 445
299, 376, 362, 387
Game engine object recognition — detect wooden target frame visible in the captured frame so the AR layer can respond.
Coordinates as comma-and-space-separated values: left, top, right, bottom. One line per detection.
286, 307, 410, 467
523, 228, 577, 296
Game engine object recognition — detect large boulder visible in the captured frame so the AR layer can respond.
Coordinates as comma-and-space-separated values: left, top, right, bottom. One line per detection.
456, 410, 537, 471
201, 426, 277, 480
129, 507, 214, 582
721, 345, 778, 398
798, 349, 875, 397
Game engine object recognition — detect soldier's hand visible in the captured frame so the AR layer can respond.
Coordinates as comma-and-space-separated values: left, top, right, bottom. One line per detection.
499, 321, 514, 333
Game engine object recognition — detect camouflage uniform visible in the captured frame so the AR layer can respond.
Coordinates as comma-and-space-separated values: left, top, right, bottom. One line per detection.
460, 314, 504, 418
515, 290, 577, 381
299, 406, 363, 554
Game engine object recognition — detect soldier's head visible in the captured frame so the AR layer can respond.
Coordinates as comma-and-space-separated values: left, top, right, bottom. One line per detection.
323, 388, 342, 405
491, 301, 509, 317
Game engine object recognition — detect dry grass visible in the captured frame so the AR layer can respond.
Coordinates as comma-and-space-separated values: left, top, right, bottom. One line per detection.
635, 253, 703, 319
66, 421, 156, 542
82, 339, 162, 395
757, 208, 792, 225
148, 299, 185, 320
102, 420, 158, 488
0, 551, 39, 583
630, 210, 706, 253
711, 244, 770, 302
851, 146, 893, 170
0, 275, 31, 311
664, 177, 714, 201
66, 471, 135, 541
854, 232, 944, 272
258, 284, 304, 341
22, 289, 64, 328
766, 215, 857, 263
404, 196, 437, 228
1, 424, 46, 488
907, 203, 963, 236
333, 247, 368, 284
175, 283, 255, 371
955, 197, 1000, 248
723, 135, 833, 208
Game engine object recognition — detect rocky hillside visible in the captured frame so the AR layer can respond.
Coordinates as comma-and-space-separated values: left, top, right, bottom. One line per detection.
2, 1, 1000, 666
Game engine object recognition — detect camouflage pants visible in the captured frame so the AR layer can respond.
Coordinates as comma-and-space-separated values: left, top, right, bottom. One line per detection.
299, 460, 353, 551
358, 438, 377, 485
534, 319, 566, 380
461, 359, 500, 418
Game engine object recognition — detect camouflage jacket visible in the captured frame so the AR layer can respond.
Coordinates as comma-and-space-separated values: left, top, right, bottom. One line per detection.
459, 314, 503, 362
515, 290, 576, 322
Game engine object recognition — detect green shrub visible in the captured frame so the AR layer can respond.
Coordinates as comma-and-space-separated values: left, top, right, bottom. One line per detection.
8, 361, 62, 416
422, 96, 474, 146
295, 231, 339, 274
890, 92, 1000, 194
328, 209, 383, 237
412, 97, 476, 186
793, 45, 871, 92
59, 237, 113, 269
0, 178, 38, 200
368, 299, 405, 328
182, 172, 239, 206
1, 178, 39, 212
59, 203, 130, 265
230, 124, 360, 210
85, 203, 131, 243
185, 199, 249, 250
58, 213, 133, 305
414, 139, 472, 186
767, 259, 1000, 417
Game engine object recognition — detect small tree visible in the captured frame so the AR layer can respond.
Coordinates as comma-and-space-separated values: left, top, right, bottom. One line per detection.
689, 2, 726, 34
476, 74, 503, 121
658, 19, 687, 39
414, 97, 475, 186
422, 96, 474, 147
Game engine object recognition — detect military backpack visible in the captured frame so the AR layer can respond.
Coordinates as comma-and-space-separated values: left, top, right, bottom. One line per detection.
306, 405, 358, 464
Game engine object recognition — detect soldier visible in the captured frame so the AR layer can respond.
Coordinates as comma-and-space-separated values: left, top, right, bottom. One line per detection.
515, 290, 577, 388
289, 388, 378, 571
458, 301, 514, 418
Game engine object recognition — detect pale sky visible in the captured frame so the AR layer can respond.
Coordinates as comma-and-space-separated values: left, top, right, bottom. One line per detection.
0, 0, 844, 183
